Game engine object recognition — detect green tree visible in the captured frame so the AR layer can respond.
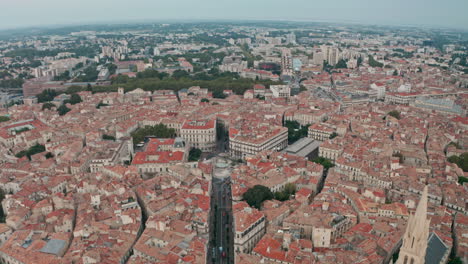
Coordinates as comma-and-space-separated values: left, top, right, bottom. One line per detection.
458, 176, 468, 185
188, 148, 202, 162
357, 56, 363, 67
15, 144, 46, 160
96, 101, 109, 109
37, 89, 58, 103
107, 64, 117, 75
0, 116, 10, 123
201, 98, 210, 103
69, 94, 82, 105
42, 102, 56, 110
284, 120, 309, 144
74, 66, 99, 82
53, 70, 70, 81
393, 70, 398, 76
447, 153, 468, 172
312, 157, 335, 170
448, 257, 463, 264
130, 124, 176, 146
102, 134, 116, 141
368, 55, 383, 67
335, 59, 347, 69
387, 110, 401, 120
57, 104, 71, 116
243, 185, 274, 209
172, 70, 190, 79
329, 132, 338, 139
274, 183, 297, 201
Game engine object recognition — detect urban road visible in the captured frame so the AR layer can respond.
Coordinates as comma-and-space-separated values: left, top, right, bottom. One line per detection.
208, 156, 234, 264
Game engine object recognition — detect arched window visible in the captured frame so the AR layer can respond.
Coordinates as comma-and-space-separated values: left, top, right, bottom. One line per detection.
410, 258, 414, 264
403, 256, 408, 264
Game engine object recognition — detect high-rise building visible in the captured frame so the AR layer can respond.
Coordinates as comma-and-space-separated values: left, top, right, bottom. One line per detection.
396, 186, 430, 264
286, 32, 296, 44
321, 45, 340, 66
281, 48, 293, 75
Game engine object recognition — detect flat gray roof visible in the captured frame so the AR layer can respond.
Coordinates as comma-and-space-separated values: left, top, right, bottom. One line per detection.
40, 239, 66, 256
284, 137, 321, 157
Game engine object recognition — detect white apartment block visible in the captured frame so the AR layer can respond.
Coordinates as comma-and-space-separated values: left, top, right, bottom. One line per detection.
180, 119, 216, 152
234, 204, 266, 254
229, 127, 288, 160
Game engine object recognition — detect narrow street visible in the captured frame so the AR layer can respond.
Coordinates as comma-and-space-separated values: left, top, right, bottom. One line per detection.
208, 157, 234, 264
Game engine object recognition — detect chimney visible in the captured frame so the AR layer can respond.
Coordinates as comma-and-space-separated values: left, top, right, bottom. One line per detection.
283, 233, 291, 249
322, 202, 329, 211
267, 246, 271, 254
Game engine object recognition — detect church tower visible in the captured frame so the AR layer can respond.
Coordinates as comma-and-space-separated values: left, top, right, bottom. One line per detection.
396, 186, 430, 264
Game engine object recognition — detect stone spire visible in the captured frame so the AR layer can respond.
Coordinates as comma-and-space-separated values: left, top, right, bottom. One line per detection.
396, 185, 430, 264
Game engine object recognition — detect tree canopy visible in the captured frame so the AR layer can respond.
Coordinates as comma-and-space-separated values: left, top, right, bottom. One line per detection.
15, 144, 46, 160
312, 157, 335, 170
130, 124, 176, 146
68, 94, 82, 105
243, 185, 273, 209
188, 148, 202, 162
57, 104, 71, 116
387, 110, 401, 120
447, 153, 468, 172
37, 89, 58, 103
368, 55, 383, 67
274, 183, 296, 201
335, 59, 347, 69
42, 102, 56, 110
284, 120, 309, 144
0, 116, 10, 123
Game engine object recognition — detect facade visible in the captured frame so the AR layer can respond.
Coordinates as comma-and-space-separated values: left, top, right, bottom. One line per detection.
270, 85, 291, 98
229, 126, 288, 160
308, 123, 335, 141
132, 137, 188, 174
180, 119, 216, 152
233, 202, 266, 254
321, 45, 340, 66
384, 92, 420, 105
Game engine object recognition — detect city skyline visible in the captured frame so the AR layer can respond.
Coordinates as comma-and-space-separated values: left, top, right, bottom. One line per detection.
1, 0, 468, 30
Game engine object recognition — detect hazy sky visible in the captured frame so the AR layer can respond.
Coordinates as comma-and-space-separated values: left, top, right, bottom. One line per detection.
1, 0, 468, 30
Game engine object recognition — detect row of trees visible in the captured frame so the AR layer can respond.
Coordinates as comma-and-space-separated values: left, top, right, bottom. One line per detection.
15, 144, 46, 160
0, 78, 24, 88
59, 68, 282, 99
0, 116, 10, 123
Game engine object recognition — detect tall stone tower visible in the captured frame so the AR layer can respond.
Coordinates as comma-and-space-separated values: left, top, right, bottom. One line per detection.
396, 186, 430, 264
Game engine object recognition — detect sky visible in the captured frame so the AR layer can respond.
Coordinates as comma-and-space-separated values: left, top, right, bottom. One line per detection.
1, 0, 468, 30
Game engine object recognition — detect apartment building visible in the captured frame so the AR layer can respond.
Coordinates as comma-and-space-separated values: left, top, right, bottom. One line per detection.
180, 119, 216, 152
132, 137, 188, 174
229, 126, 288, 160
308, 123, 335, 141
233, 202, 266, 254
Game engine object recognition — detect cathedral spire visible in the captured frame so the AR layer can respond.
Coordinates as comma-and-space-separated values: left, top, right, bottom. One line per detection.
396, 185, 430, 264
